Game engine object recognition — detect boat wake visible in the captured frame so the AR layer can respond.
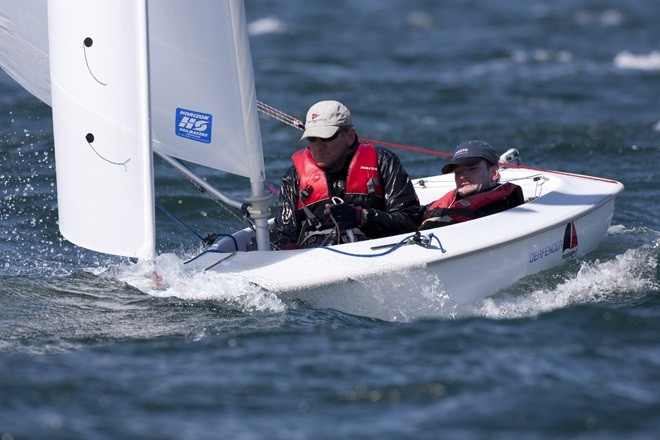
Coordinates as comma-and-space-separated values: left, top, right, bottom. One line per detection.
98, 253, 287, 315
467, 226, 659, 320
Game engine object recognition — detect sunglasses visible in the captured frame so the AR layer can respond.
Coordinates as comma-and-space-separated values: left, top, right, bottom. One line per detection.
307, 128, 344, 143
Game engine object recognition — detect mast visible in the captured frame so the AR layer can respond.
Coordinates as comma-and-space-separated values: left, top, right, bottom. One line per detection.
137, 0, 157, 261
227, 0, 271, 251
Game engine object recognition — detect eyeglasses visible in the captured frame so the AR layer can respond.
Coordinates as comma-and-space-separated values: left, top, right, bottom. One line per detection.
307, 128, 344, 143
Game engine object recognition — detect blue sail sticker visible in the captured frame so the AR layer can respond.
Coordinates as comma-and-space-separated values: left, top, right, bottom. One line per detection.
175, 108, 212, 143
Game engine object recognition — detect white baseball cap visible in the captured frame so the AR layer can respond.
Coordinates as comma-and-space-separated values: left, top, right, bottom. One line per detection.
300, 100, 354, 140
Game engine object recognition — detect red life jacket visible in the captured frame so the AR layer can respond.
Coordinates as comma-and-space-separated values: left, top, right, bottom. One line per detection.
292, 143, 383, 209
421, 182, 522, 226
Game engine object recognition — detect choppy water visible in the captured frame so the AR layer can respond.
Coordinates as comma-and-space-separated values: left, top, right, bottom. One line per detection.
1, 0, 659, 438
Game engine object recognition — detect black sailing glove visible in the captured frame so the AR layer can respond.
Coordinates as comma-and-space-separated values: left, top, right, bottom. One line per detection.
328, 204, 363, 230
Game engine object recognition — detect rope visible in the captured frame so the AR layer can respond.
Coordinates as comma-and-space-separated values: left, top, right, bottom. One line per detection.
498, 162, 621, 184
156, 201, 205, 241
255, 99, 621, 185
257, 100, 304, 130
317, 232, 446, 258
362, 138, 452, 157
256, 100, 450, 158
155, 201, 239, 250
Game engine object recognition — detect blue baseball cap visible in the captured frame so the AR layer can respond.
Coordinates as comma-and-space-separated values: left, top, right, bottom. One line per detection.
441, 140, 499, 174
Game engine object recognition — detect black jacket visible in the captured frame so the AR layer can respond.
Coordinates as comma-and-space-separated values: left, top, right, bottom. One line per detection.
271, 141, 420, 248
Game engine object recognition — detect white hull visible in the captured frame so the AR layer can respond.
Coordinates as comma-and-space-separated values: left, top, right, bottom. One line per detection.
185, 167, 623, 321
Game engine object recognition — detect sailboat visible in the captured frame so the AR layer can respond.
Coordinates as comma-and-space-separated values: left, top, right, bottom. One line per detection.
1, 0, 623, 321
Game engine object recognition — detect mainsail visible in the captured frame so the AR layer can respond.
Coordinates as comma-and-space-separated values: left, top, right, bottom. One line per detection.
0, 0, 270, 257
0, 0, 51, 104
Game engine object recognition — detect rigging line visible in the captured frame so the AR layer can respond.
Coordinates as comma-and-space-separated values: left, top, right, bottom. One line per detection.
317, 232, 444, 258
256, 99, 451, 157
155, 153, 249, 224
255, 100, 621, 183
498, 162, 621, 184
362, 138, 452, 157
155, 201, 204, 241
155, 201, 240, 249
256, 100, 304, 129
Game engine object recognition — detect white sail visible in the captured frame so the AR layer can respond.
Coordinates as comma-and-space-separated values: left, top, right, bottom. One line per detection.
1, 0, 265, 179
0, 0, 264, 179
2, 0, 271, 255
48, 0, 155, 259
149, 0, 266, 180
0, 0, 51, 105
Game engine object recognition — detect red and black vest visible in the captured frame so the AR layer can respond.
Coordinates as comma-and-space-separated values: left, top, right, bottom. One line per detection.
292, 143, 384, 210
420, 182, 523, 228
291, 144, 385, 241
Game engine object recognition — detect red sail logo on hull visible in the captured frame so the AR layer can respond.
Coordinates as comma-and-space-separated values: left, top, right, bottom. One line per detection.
562, 222, 579, 259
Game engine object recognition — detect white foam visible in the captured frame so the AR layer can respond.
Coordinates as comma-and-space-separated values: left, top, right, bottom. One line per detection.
614, 51, 660, 71
248, 16, 287, 36
467, 244, 658, 320
98, 253, 286, 314
575, 9, 624, 26
324, 268, 457, 322
510, 49, 573, 65
406, 11, 435, 29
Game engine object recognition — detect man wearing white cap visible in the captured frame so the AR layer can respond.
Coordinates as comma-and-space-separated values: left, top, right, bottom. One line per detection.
419, 140, 524, 229
272, 100, 420, 248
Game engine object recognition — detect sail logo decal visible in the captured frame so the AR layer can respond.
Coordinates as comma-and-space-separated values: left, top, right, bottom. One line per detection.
529, 222, 580, 264
561, 221, 579, 259
175, 108, 212, 143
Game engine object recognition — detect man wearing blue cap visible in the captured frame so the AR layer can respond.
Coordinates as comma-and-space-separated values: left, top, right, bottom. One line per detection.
419, 140, 524, 229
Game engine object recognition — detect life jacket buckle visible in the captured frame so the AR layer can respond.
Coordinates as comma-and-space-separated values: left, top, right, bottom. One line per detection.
300, 185, 313, 201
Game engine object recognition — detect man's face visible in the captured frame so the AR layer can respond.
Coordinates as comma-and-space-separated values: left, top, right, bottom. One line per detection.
453, 160, 499, 197
307, 127, 355, 171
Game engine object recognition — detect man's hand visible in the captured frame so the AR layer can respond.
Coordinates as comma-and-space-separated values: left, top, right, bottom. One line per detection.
325, 203, 363, 230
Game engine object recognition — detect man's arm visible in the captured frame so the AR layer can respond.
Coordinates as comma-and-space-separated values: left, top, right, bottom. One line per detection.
359, 147, 420, 238
271, 166, 301, 248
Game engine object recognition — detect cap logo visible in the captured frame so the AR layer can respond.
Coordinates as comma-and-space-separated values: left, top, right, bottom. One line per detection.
454, 148, 469, 157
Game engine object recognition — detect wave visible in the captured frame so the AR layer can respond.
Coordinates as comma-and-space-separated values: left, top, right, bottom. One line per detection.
248, 16, 287, 36
467, 226, 659, 320
614, 51, 660, 71
101, 253, 287, 315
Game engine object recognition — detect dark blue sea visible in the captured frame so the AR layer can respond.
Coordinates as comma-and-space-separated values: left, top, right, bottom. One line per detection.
1, 0, 659, 438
